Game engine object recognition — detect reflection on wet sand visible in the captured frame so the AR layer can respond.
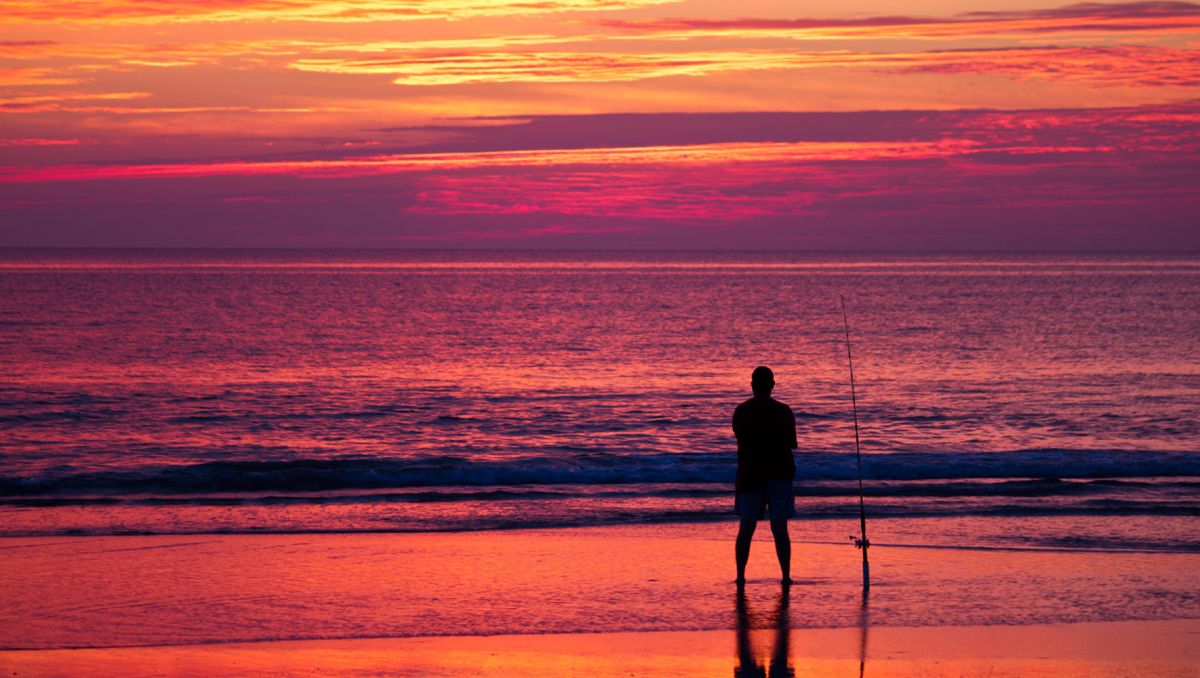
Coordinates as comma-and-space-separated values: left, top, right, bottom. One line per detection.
859, 599, 870, 678
734, 587, 794, 678
735, 587, 872, 678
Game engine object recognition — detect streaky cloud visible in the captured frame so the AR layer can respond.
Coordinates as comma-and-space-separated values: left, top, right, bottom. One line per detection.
282, 45, 1200, 88
0, 0, 673, 24
597, 1, 1200, 37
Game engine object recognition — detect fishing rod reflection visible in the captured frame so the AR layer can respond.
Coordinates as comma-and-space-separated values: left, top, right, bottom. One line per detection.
858, 599, 870, 678
733, 588, 871, 677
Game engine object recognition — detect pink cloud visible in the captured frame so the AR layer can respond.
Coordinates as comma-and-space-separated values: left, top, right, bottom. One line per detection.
2, 102, 1197, 249
896, 46, 1200, 88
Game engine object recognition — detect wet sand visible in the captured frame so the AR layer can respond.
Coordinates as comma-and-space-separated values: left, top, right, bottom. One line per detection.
1, 521, 1197, 675
3, 619, 1198, 677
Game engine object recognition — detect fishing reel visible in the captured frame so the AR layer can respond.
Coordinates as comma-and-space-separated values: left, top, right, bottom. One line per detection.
849, 535, 870, 550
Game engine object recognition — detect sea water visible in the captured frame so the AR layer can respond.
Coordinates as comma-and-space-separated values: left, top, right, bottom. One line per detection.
1, 250, 1197, 549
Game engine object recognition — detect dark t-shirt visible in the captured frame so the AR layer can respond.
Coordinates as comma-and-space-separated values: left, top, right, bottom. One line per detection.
732, 396, 798, 492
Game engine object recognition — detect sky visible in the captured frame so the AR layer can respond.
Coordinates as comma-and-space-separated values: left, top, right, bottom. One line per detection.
1, 0, 1198, 249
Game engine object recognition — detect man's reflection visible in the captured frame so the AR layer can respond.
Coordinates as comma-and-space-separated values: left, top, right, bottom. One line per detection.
734, 587, 794, 678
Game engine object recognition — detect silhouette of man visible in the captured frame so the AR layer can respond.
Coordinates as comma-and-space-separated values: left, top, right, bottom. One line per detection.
733, 366, 798, 586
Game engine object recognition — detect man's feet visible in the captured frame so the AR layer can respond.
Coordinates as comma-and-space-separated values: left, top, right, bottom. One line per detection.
735, 577, 793, 587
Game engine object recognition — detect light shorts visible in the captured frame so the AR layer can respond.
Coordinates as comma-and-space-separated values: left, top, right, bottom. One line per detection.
735, 478, 796, 521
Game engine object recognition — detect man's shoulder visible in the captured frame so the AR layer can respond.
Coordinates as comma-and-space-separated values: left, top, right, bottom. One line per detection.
732, 398, 755, 421
735, 397, 792, 414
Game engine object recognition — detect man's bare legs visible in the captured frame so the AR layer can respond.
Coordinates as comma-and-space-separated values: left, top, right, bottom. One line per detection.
737, 517, 792, 585
770, 518, 792, 585
735, 518, 756, 585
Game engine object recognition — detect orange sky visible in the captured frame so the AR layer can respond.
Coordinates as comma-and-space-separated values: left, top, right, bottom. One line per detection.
1, 0, 1198, 248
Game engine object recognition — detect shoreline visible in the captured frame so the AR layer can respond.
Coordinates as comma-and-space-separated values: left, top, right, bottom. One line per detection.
4, 511, 1198, 553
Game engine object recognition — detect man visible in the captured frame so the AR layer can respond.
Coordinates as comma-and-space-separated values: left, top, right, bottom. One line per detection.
732, 365, 798, 586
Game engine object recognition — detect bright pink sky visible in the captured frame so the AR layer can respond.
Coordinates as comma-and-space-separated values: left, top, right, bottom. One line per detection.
2, 0, 1199, 248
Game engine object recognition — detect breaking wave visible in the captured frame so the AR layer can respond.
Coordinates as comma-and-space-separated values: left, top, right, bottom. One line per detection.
3, 448, 1198, 497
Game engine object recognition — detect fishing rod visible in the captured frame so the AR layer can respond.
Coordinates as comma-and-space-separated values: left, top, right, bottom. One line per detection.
841, 295, 870, 594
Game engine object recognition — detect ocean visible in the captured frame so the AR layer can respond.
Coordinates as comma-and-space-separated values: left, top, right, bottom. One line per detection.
1, 250, 1197, 549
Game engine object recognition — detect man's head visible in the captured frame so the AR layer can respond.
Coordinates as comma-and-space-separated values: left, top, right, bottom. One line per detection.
751, 365, 774, 397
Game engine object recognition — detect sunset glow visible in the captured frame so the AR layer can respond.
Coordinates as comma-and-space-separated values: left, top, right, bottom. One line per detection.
2, 0, 1199, 247
3, 5, 1200, 676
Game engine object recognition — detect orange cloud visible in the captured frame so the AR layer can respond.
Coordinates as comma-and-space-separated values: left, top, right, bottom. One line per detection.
0, 67, 82, 87
0, 137, 80, 146
0, 0, 672, 24
3, 1, 1196, 143
598, 2, 1200, 39
0, 91, 149, 111
284, 45, 1200, 88
289, 50, 835, 85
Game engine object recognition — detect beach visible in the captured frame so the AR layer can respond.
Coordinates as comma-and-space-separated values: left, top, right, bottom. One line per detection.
2, 519, 1198, 675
